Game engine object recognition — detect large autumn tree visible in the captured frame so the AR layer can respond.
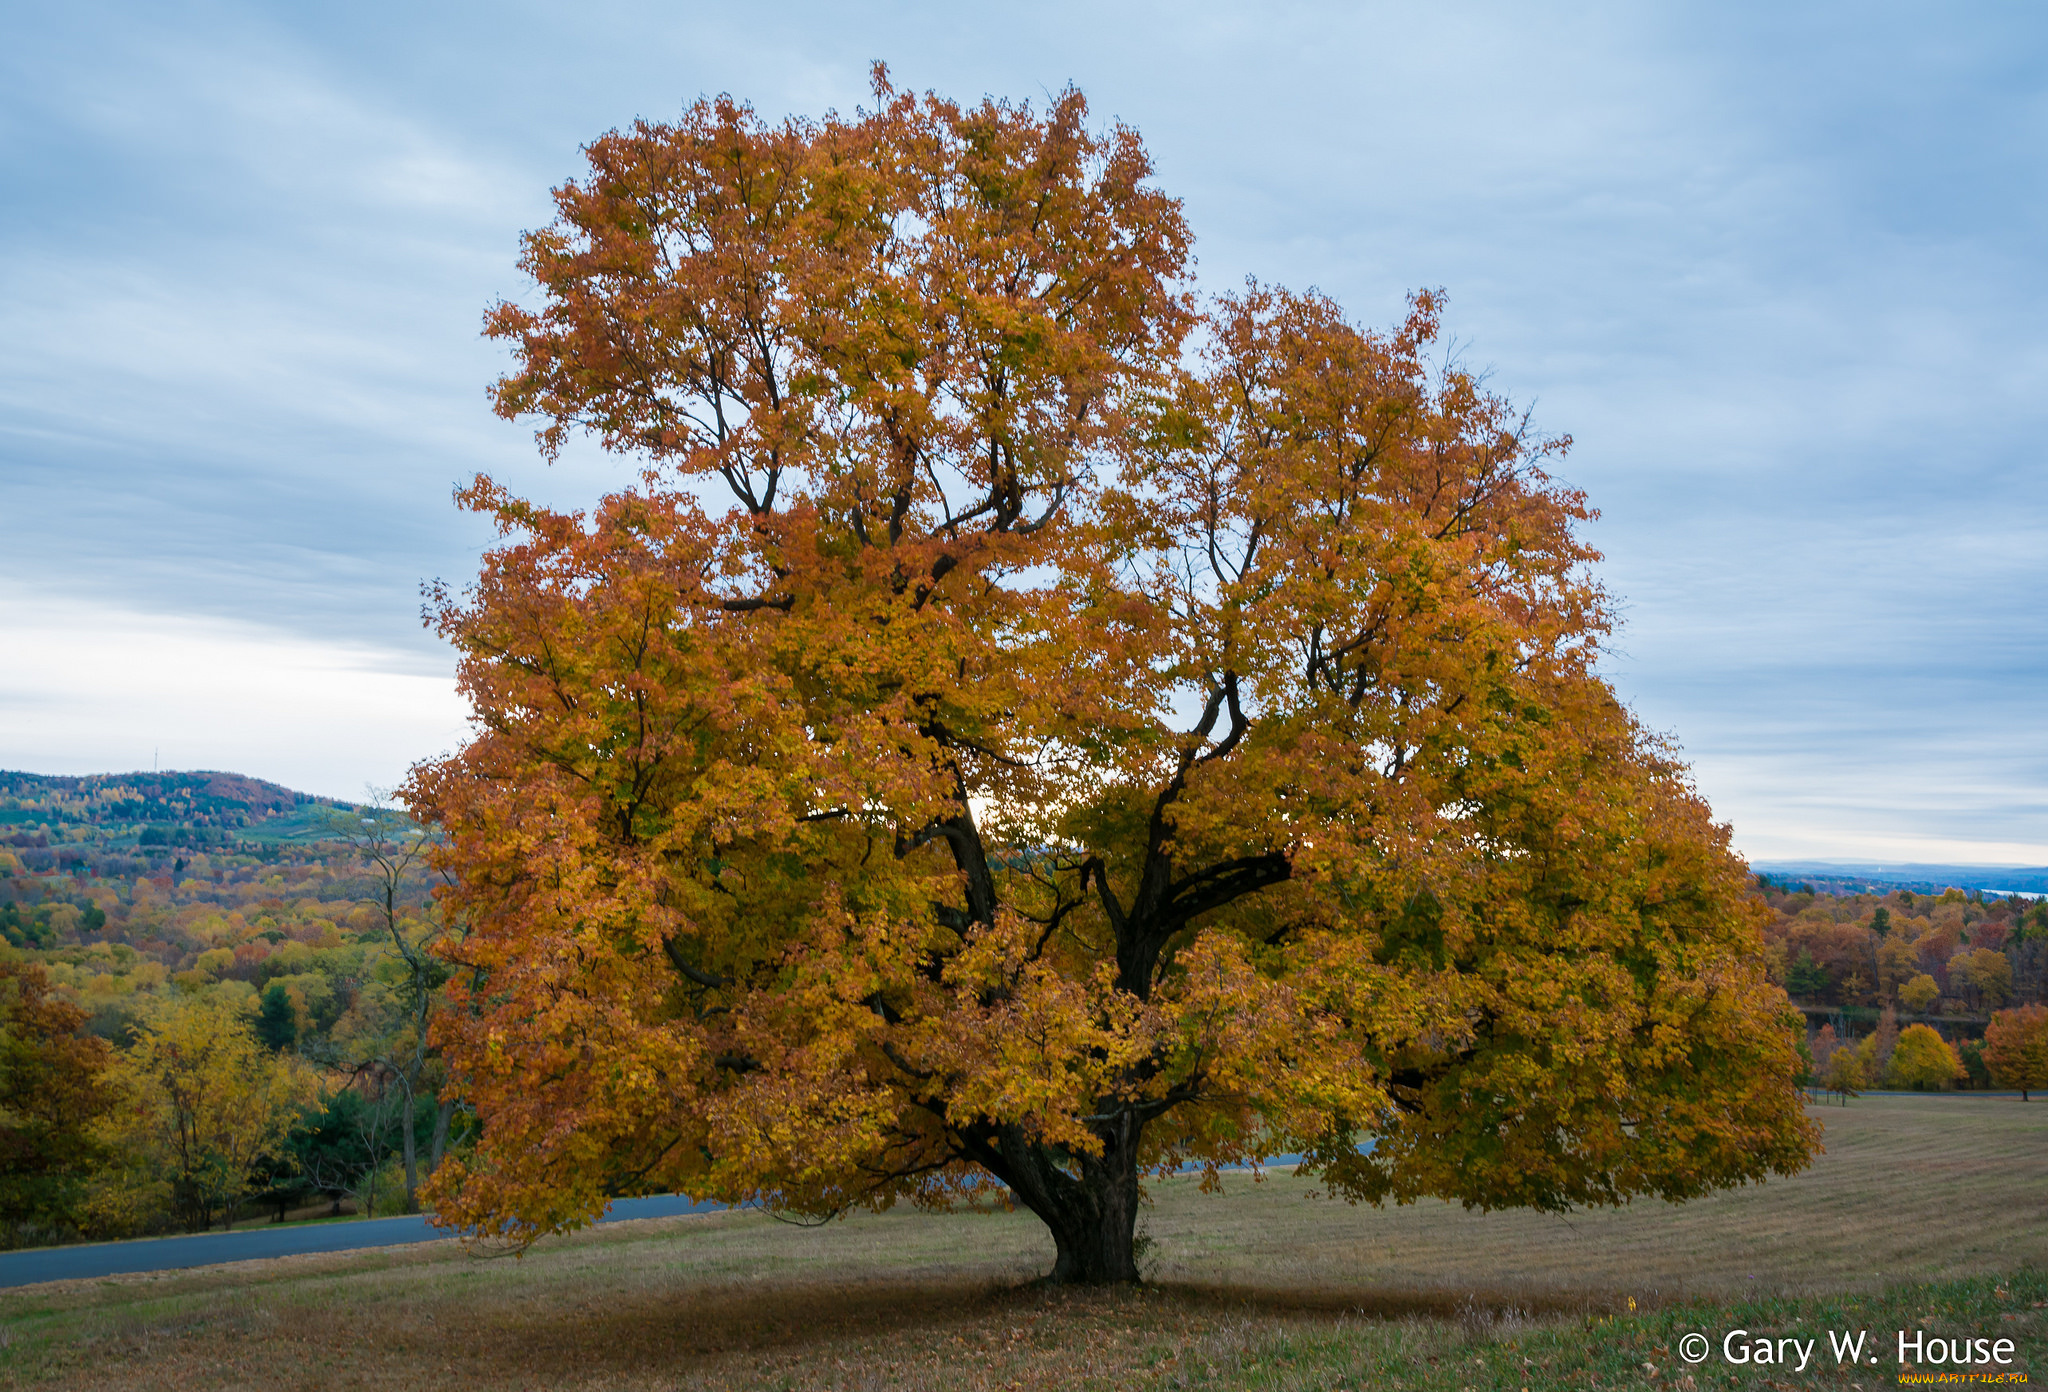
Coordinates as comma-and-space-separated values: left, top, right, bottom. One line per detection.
409, 71, 1819, 1283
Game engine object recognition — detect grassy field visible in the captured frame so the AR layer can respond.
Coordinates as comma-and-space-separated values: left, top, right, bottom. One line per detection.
2, 1094, 2043, 1390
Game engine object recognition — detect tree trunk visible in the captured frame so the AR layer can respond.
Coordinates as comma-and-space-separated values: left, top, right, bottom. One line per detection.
1044, 1168, 1141, 1286
972, 1113, 1145, 1285
429, 1097, 454, 1175
401, 1085, 420, 1214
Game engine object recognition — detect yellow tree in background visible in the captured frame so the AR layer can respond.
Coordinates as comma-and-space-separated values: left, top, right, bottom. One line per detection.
98, 993, 312, 1232
1899, 973, 1940, 1013
1949, 948, 2013, 1010
1885, 1023, 1963, 1091
1821, 1048, 1863, 1105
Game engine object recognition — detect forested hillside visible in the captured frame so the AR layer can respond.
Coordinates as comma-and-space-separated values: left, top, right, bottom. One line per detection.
0, 770, 459, 1249
0, 772, 430, 1038
1758, 878, 2046, 1015
1, 769, 311, 833
1756, 877, 2048, 1097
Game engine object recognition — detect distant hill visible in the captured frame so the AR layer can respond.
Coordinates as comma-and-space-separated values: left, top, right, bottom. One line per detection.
0, 770, 357, 846
1752, 859, 2048, 897
0, 769, 429, 1023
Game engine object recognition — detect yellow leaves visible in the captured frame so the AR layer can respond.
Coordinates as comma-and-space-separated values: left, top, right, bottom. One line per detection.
1162, 932, 1382, 1131
910, 916, 1142, 1153
413, 77, 1824, 1263
1313, 709, 1820, 1213
1886, 1023, 1965, 1090
1949, 947, 2013, 1008
1899, 972, 1941, 1013
98, 992, 314, 1230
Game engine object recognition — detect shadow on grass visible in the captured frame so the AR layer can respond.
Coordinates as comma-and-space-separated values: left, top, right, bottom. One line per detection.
417, 1271, 1607, 1383
449, 1274, 1037, 1370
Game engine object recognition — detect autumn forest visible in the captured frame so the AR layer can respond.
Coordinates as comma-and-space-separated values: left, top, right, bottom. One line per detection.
0, 770, 456, 1247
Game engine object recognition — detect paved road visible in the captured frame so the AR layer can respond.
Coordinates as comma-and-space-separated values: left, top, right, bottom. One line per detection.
0, 1194, 725, 1289
0, 1152, 1349, 1289
8, 1100, 2014, 1290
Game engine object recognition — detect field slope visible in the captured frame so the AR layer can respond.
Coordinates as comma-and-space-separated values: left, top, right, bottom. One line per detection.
2, 1095, 2042, 1390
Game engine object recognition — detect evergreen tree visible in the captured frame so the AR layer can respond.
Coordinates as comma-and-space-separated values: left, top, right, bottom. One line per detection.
255, 982, 297, 1052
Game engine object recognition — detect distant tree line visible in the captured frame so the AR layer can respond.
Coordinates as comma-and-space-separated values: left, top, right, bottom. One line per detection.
1762, 883, 2044, 1016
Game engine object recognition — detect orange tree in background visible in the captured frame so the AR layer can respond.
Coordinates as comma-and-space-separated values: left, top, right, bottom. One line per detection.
1985, 1004, 2048, 1100
407, 71, 1820, 1284
0, 960, 114, 1243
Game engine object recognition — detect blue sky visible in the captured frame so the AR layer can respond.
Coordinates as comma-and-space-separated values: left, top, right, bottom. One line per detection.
2, 0, 2043, 862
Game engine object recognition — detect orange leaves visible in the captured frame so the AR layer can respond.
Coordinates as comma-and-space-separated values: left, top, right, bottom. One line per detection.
413, 78, 1819, 1274
486, 74, 1190, 557
1984, 1003, 2048, 1097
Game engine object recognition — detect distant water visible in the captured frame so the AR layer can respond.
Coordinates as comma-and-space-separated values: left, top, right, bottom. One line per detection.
1752, 860, 2048, 895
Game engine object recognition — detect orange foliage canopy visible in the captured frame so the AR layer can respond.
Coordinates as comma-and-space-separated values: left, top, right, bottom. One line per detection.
0, 959, 114, 1231
408, 71, 1819, 1283
1985, 1004, 2048, 1100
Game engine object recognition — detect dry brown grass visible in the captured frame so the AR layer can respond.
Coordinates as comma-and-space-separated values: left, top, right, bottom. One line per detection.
1145, 1090, 2048, 1304
3, 1094, 2043, 1390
